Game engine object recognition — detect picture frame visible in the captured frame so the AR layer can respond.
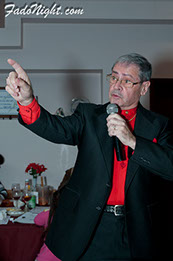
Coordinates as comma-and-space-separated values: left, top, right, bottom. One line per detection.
0, 87, 18, 118
0, 0, 5, 28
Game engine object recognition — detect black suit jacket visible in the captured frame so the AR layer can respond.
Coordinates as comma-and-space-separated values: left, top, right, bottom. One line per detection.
19, 102, 173, 260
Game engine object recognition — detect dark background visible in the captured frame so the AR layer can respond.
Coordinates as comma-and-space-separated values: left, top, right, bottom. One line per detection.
150, 78, 173, 258
150, 79, 173, 125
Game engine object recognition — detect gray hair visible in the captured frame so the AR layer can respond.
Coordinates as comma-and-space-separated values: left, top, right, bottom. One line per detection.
112, 53, 152, 82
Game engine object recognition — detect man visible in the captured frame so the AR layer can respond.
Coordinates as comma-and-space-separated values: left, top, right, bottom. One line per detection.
6, 54, 173, 260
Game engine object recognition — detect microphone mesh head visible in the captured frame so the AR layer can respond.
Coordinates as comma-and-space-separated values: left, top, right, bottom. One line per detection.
106, 103, 118, 114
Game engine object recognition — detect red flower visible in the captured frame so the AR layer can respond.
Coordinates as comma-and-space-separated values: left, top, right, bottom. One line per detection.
25, 163, 47, 177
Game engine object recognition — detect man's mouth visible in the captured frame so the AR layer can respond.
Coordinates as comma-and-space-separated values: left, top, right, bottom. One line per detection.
111, 93, 121, 99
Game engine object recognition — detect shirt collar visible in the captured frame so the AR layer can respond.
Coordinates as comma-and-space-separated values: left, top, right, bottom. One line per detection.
119, 106, 137, 121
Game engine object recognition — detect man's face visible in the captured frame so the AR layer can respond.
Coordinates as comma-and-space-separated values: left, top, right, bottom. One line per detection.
109, 62, 150, 110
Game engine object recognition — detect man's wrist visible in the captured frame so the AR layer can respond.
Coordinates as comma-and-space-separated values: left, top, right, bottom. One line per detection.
19, 96, 34, 106
130, 136, 136, 150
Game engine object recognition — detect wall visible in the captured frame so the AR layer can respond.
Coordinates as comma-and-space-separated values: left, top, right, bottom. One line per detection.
1, 0, 173, 189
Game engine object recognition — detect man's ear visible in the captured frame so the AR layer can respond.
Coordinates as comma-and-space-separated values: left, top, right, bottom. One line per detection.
140, 81, 150, 96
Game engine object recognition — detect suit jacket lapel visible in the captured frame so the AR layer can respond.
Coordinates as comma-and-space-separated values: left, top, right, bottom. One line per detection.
125, 103, 155, 194
93, 104, 114, 181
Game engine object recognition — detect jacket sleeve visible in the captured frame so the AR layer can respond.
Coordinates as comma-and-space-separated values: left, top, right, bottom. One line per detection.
131, 118, 173, 180
18, 103, 85, 146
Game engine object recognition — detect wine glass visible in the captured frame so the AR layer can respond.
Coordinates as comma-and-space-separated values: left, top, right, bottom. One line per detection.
11, 183, 21, 210
23, 188, 32, 212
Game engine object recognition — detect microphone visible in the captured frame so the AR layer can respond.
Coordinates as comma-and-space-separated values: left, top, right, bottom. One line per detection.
106, 104, 124, 161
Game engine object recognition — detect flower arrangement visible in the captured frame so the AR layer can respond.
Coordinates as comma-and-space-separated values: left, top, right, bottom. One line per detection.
25, 163, 47, 178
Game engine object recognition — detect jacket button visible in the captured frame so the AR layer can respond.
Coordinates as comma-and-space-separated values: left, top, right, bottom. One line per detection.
106, 183, 111, 187
96, 206, 101, 211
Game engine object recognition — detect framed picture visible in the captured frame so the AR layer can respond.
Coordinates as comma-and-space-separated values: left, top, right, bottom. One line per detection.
0, 0, 5, 28
0, 87, 18, 118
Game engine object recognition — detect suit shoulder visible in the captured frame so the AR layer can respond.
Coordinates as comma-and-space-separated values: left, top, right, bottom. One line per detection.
139, 104, 169, 123
77, 102, 106, 113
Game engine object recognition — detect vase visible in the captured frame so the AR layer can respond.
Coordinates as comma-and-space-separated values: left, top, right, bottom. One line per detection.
32, 177, 37, 189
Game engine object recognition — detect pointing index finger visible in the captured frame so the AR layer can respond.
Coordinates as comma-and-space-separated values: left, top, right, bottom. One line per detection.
7, 59, 26, 77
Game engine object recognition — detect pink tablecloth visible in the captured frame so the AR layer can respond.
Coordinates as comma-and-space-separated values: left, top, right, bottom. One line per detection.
0, 222, 44, 261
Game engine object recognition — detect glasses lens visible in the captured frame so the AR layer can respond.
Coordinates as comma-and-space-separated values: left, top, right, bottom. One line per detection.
107, 75, 117, 84
121, 80, 133, 88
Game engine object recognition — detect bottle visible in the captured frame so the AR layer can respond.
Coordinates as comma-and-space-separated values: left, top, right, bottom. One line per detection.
24, 179, 31, 201
25, 179, 30, 190
30, 179, 39, 206
28, 194, 36, 209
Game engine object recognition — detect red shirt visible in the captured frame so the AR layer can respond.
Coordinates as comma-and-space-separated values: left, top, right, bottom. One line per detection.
17, 97, 40, 125
18, 99, 137, 206
107, 107, 137, 205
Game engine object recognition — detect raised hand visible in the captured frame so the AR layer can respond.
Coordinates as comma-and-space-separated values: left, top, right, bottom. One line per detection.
6, 59, 34, 106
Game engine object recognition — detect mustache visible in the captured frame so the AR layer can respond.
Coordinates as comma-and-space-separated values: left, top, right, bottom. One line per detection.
110, 91, 123, 98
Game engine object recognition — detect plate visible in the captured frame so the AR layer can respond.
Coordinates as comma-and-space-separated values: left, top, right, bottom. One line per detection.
7, 209, 24, 217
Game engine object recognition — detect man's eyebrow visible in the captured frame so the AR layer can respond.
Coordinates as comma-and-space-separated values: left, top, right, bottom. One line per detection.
112, 70, 136, 80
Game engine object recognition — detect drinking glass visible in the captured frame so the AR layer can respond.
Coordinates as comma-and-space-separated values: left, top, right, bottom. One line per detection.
22, 188, 32, 212
11, 183, 21, 210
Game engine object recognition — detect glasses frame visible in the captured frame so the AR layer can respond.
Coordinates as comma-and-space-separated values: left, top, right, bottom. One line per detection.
106, 74, 143, 88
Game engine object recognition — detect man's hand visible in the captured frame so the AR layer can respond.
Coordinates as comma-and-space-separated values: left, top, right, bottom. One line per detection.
106, 114, 136, 150
6, 59, 34, 106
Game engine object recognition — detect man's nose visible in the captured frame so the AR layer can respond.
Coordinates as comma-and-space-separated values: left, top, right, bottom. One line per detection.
112, 79, 122, 89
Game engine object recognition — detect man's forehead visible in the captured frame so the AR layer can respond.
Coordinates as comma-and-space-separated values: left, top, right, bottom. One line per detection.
112, 62, 140, 78
113, 62, 139, 70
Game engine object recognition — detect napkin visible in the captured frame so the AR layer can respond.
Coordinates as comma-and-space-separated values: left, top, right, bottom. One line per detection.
0, 209, 9, 224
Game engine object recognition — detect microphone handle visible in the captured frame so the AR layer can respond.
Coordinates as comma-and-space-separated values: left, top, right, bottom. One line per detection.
114, 137, 124, 161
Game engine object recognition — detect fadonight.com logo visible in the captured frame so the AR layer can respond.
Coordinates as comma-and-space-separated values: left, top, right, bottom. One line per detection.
4, 2, 84, 18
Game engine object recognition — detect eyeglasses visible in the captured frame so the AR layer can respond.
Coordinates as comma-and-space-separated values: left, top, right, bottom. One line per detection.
106, 74, 142, 88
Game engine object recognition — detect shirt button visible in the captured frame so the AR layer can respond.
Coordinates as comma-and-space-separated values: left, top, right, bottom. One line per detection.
96, 206, 101, 211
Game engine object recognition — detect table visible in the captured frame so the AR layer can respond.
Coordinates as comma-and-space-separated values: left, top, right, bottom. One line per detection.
0, 220, 44, 261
